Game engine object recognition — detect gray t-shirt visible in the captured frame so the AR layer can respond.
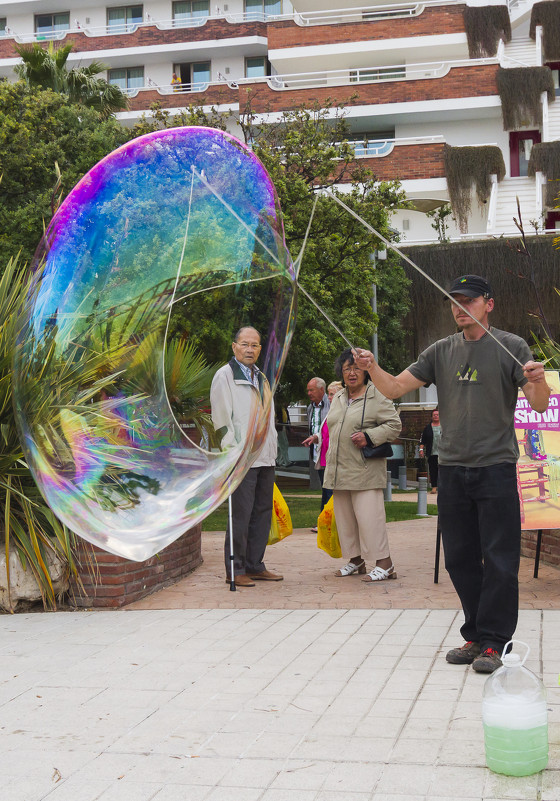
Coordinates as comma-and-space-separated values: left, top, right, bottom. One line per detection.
407, 328, 531, 466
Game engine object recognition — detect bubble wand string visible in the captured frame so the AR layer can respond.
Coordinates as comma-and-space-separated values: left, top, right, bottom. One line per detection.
294, 192, 320, 280
296, 281, 354, 349
326, 191, 526, 369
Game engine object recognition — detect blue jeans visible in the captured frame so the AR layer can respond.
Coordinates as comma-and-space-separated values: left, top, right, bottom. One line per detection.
438, 463, 521, 652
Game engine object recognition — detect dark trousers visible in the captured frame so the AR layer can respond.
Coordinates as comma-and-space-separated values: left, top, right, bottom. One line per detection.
225, 465, 275, 576
316, 467, 333, 511
438, 463, 521, 652
428, 455, 439, 488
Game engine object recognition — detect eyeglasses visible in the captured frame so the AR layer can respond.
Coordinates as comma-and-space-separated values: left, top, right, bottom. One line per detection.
235, 342, 261, 349
342, 365, 363, 375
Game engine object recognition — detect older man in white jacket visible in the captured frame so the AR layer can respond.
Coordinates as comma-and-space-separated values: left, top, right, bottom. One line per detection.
210, 326, 283, 587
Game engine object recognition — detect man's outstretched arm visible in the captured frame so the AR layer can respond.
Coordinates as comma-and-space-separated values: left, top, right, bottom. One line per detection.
353, 348, 425, 400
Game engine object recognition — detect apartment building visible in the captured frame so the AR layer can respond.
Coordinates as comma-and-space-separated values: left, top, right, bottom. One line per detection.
1, 0, 559, 244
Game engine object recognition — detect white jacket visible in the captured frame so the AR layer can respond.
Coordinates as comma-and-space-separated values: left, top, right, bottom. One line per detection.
210, 358, 277, 468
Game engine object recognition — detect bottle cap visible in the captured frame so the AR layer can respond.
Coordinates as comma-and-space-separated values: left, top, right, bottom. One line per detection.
502, 652, 521, 666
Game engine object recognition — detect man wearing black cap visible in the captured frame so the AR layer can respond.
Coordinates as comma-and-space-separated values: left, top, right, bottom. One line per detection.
353, 275, 550, 673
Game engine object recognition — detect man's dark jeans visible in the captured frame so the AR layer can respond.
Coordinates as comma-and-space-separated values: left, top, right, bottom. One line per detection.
438, 463, 521, 652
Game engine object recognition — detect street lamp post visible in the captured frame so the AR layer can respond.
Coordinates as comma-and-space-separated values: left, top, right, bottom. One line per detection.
370, 248, 387, 361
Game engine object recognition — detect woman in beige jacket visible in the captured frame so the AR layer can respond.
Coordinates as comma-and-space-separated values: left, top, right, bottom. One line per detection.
323, 348, 402, 582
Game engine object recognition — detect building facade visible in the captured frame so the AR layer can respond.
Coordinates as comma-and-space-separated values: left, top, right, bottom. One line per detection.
1, 0, 559, 244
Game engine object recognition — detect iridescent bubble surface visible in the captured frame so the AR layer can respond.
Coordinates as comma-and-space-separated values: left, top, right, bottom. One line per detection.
14, 127, 295, 560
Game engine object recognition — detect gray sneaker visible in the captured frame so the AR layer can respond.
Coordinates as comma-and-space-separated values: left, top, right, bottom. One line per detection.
446, 641, 481, 665
472, 648, 502, 674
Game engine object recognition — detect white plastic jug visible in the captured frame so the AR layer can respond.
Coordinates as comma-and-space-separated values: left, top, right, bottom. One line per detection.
482, 640, 548, 776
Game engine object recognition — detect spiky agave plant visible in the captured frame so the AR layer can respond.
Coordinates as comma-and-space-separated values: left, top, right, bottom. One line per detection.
0, 255, 82, 610
3, 255, 146, 610
125, 332, 219, 445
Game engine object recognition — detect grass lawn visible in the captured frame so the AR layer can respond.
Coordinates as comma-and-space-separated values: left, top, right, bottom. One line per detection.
202, 494, 438, 531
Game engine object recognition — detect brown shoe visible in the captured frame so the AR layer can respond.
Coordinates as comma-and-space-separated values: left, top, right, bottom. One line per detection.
225, 574, 255, 587
246, 569, 283, 581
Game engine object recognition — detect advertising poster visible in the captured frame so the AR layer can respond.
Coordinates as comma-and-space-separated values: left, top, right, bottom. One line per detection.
515, 371, 560, 530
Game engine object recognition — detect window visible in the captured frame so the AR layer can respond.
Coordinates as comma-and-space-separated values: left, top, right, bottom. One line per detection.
245, 56, 270, 78
174, 61, 211, 88
35, 12, 70, 37
191, 61, 211, 87
244, 0, 282, 20
0, 18, 6, 37
108, 66, 144, 90
107, 5, 143, 32
173, 0, 209, 23
350, 66, 405, 83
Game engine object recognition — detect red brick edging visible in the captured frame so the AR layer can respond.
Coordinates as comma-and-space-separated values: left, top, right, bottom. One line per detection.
522, 529, 560, 569
69, 525, 202, 608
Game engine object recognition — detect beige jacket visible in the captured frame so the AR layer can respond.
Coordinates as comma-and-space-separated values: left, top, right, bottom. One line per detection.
323, 385, 402, 491
210, 358, 277, 468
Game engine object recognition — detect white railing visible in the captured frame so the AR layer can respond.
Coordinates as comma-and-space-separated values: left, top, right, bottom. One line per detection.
535, 171, 546, 229
347, 134, 445, 157
401, 228, 559, 246
264, 56, 497, 91
157, 81, 214, 95
542, 89, 550, 141
535, 24, 543, 65
506, 0, 533, 11
1, 0, 472, 44
127, 57, 496, 100
486, 174, 499, 231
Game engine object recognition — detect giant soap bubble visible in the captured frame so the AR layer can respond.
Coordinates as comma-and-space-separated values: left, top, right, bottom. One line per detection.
13, 127, 295, 560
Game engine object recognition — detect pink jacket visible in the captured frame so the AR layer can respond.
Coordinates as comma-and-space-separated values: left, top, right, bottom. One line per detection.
315, 418, 330, 469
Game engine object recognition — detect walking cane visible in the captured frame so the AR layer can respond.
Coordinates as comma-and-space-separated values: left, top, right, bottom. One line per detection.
228, 493, 236, 592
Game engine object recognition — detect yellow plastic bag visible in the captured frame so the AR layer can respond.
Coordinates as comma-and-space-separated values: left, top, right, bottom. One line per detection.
317, 495, 342, 558
268, 483, 293, 544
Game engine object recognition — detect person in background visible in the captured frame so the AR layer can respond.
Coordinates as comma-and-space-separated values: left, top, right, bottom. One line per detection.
304, 381, 343, 517
210, 326, 283, 588
353, 274, 550, 672
275, 404, 292, 468
323, 349, 401, 581
419, 408, 441, 494
171, 72, 181, 91
303, 377, 330, 532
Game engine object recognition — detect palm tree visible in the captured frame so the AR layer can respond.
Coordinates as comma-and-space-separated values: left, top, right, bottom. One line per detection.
14, 41, 128, 117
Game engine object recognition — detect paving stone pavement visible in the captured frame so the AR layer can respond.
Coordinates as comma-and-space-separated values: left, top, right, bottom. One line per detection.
128, 518, 560, 611
1, 517, 559, 801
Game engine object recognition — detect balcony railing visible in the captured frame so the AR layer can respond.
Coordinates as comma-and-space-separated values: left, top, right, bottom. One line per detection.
0, 0, 469, 44
291, 0, 456, 26
118, 55, 497, 105
261, 57, 498, 91
346, 134, 445, 157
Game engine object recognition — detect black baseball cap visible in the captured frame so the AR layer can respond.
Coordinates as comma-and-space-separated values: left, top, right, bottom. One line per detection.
448, 275, 493, 299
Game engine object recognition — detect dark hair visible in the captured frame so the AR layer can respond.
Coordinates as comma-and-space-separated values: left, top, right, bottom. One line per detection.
334, 348, 371, 386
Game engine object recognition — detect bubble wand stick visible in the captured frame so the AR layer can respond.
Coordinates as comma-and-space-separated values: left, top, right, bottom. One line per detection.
325, 191, 526, 369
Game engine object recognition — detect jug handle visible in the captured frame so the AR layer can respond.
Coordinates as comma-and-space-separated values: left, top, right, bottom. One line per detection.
501, 639, 530, 665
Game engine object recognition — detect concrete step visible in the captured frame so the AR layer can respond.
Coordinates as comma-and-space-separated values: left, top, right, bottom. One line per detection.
546, 102, 560, 140
490, 178, 537, 232
502, 38, 538, 67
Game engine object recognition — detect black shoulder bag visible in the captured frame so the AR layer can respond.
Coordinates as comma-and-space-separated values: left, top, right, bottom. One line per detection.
359, 386, 394, 459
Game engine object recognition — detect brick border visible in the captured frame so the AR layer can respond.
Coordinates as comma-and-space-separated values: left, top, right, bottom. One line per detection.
522, 529, 560, 569
69, 525, 202, 608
